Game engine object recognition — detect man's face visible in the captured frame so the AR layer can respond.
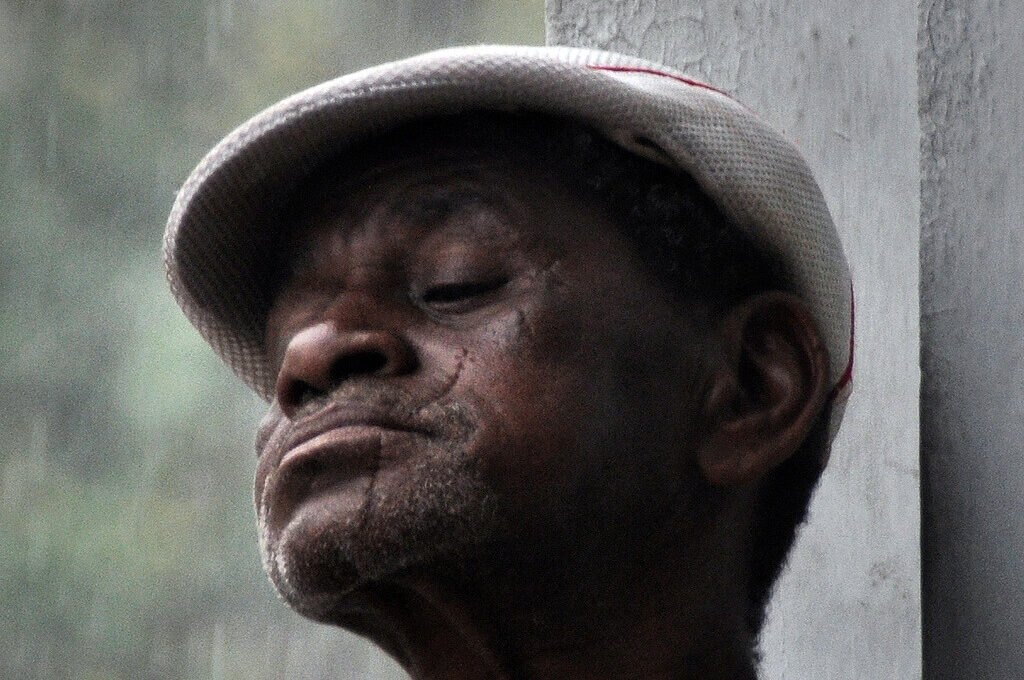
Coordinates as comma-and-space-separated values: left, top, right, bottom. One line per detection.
253, 131, 714, 621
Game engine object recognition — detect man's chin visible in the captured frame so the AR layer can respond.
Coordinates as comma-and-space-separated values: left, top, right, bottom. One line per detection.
257, 512, 362, 621
257, 461, 505, 622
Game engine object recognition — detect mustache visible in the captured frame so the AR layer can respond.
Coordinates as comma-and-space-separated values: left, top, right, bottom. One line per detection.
256, 382, 475, 455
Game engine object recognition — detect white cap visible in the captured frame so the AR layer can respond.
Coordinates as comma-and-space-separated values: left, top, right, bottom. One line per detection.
163, 45, 853, 435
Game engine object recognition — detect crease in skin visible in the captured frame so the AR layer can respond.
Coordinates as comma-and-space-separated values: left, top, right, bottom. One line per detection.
506, 258, 564, 345
513, 310, 532, 342
350, 427, 385, 558
535, 256, 566, 291
255, 403, 285, 457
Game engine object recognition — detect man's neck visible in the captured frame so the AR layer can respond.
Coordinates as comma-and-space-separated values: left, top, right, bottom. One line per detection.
330, 538, 758, 680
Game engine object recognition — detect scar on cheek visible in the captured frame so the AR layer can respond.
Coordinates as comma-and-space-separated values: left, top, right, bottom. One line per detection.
477, 307, 534, 350
431, 346, 467, 402
512, 309, 536, 342
536, 257, 567, 292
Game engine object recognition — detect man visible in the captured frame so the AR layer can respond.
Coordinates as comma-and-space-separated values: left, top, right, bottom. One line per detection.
164, 46, 852, 679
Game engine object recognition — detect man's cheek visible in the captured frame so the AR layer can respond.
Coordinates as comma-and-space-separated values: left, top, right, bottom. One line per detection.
455, 358, 588, 519
478, 278, 587, 361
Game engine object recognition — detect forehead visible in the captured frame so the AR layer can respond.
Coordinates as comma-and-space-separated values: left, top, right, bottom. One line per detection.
278, 121, 610, 267
296, 157, 527, 244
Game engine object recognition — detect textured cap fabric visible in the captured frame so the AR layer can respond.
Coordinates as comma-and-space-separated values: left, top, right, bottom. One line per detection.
164, 44, 853, 436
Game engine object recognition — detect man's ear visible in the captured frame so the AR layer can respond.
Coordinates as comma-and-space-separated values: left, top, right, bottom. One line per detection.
696, 291, 829, 487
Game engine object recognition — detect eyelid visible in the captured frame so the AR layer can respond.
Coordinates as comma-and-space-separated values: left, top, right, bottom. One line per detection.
416, 274, 510, 311
424, 277, 505, 298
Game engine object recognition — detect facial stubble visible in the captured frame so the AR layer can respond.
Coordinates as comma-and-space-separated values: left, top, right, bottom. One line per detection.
257, 398, 506, 623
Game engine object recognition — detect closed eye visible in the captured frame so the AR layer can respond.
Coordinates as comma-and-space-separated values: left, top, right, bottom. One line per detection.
421, 279, 507, 309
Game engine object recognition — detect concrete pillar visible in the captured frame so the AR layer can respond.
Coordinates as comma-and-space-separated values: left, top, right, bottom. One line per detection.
920, 1, 1024, 678
547, 2, 922, 678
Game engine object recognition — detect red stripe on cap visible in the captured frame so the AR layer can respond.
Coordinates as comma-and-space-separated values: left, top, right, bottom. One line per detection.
828, 283, 855, 402
590, 62, 850, 401
586, 65, 737, 101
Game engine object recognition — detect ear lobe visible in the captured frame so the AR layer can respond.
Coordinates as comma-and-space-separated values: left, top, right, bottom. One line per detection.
697, 292, 829, 487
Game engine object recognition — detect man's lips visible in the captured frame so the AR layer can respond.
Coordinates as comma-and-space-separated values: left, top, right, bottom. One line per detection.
282, 425, 383, 469
263, 405, 434, 529
279, 404, 434, 469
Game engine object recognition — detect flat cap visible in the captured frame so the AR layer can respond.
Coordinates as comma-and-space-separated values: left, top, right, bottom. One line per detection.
164, 45, 853, 435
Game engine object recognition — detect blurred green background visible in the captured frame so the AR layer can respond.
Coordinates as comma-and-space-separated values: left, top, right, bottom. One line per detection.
0, 1, 543, 678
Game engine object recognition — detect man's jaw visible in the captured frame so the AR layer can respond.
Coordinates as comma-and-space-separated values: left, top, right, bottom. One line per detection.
255, 422, 502, 624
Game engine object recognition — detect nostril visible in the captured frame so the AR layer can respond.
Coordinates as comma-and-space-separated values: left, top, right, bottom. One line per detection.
282, 380, 325, 414
331, 350, 388, 383
297, 380, 324, 406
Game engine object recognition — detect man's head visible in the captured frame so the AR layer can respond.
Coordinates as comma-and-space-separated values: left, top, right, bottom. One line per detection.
164, 46, 852, 675
253, 112, 828, 631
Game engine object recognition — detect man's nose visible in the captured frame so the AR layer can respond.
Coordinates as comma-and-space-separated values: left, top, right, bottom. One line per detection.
273, 305, 417, 419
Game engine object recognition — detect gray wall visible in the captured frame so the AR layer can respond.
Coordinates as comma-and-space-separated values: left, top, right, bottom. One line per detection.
920, 1, 1024, 678
548, 2, 922, 678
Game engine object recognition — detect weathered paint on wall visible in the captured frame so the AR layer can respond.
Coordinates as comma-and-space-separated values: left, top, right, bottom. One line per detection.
547, 2, 922, 678
920, 1, 1024, 678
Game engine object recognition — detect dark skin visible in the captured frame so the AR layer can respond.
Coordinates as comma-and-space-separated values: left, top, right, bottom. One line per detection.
253, 132, 829, 680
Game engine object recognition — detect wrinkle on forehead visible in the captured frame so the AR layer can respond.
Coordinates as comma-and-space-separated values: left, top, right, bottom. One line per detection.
291, 166, 528, 250
371, 182, 523, 251
302, 148, 525, 224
